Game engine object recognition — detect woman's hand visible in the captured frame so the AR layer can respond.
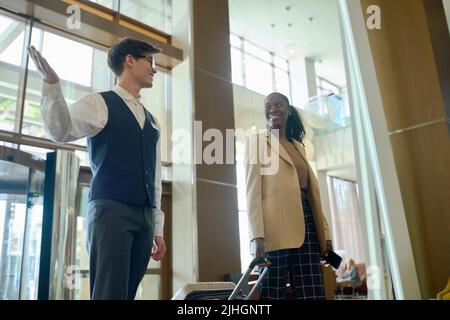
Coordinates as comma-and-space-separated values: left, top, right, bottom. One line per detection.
326, 240, 333, 252
254, 238, 266, 258
254, 238, 271, 267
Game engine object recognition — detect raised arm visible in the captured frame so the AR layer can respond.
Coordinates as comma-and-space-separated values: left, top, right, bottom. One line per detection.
27, 45, 60, 84
27, 46, 106, 143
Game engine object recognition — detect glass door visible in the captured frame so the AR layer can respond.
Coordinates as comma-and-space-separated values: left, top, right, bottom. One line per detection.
19, 168, 45, 299
0, 146, 45, 299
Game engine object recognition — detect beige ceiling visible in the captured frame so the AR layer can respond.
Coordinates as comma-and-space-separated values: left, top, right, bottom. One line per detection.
228, 0, 346, 86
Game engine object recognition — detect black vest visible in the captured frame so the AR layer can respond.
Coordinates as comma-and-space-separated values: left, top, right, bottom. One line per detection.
87, 91, 159, 207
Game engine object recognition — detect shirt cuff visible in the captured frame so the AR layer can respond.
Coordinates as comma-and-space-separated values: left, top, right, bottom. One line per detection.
42, 81, 63, 98
154, 223, 164, 237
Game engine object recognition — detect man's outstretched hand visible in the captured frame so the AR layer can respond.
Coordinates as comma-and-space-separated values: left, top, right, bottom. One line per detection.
27, 45, 60, 84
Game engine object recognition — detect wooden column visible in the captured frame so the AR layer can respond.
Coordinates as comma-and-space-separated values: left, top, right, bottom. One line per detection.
361, 0, 450, 299
192, 0, 241, 281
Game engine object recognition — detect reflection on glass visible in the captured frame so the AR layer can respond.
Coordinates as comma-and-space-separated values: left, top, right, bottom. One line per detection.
119, 0, 171, 33
0, 159, 45, 300
24, 27, 113, 145
0, 14, 26, 132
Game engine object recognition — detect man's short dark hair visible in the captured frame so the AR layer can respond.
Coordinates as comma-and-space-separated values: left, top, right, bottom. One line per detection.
107, 37, 161, 76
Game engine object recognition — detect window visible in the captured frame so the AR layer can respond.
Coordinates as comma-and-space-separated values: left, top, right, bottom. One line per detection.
230, 34, 242, 48
81, 0, 172, 34
75, 150, 90, 167
19, 144, 52, 160
230, 47, 244, 86
0, 14, 27, 133
230, 34, 291, 99
244, 54, 272, 95
86, 0, 119, 10
316, 76, 341, 96
24, 26, 114, 145
274, 68, 290, 95
0, 8, 172, 168
274, 56, 288, 71
119, 0, 171, 33
244, 41, 271, 62
315, 76, 350, 128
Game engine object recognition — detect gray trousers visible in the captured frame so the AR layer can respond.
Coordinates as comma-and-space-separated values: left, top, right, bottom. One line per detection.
87, 199, 154, 300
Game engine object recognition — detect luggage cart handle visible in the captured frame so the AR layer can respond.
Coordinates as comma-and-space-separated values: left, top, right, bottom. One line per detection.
249, 257, 270, 269
246, 267, 269, 300
228, 257, 270, 300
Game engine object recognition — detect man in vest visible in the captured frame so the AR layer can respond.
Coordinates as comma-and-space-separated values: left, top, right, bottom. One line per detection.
27, 38, 166, 300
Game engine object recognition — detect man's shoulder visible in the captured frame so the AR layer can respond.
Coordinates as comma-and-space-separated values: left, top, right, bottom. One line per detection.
94, 90, 115, 99
73, 91, 109, 109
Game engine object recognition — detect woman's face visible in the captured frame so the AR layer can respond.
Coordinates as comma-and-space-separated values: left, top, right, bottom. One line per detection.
264, 94, 289, 130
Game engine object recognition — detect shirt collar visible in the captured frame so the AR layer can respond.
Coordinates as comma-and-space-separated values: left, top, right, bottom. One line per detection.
113, 85, 142, 103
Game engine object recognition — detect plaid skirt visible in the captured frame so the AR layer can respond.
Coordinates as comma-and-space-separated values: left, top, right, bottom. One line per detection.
259, 197, 325, 300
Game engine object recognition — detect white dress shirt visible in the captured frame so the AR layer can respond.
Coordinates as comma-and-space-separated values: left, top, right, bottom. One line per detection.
41, 82, 165, 237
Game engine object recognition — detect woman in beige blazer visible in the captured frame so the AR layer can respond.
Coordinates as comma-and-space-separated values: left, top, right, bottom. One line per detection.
245, 92, 333, 300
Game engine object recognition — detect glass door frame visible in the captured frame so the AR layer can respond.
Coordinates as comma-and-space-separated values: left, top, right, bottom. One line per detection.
0, 145, 46, 299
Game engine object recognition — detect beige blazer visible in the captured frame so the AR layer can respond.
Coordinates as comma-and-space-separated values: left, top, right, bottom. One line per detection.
245, 130, 332, 253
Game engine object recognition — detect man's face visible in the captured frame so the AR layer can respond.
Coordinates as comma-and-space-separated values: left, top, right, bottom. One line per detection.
128, 53, 157, 88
